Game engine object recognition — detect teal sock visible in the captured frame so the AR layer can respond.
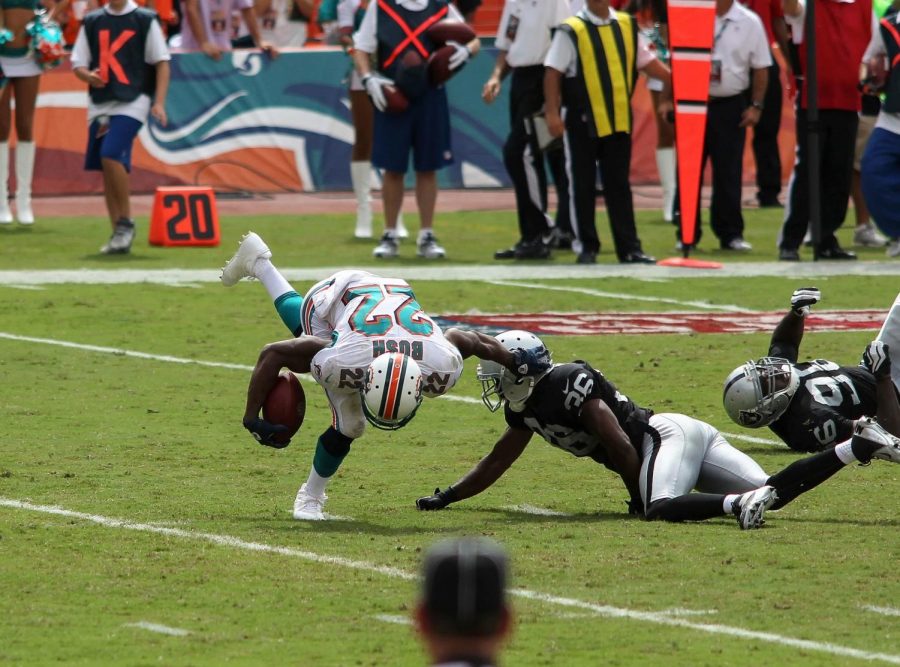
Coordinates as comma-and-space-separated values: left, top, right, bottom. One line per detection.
312, 438, 347, 478
274, 291, 303, 336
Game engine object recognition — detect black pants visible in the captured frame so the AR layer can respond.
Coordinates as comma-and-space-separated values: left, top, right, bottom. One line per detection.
753, 60, 783, 203
564, 112, 643, 259
675, 94, 747, 247
780, 108, 858, 252
504, 66, 565, 243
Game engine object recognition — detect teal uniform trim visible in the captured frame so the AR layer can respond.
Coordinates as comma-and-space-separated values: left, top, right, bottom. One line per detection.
274, 291, 303, 337
312, 438, 346, 478
0, 44, 29, 57
1, 0, 39, 9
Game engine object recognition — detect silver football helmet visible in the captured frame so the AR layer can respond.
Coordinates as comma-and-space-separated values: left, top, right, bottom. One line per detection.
723, 357, 800, 427
362, 352, 423, 430
476, 330, 552, 412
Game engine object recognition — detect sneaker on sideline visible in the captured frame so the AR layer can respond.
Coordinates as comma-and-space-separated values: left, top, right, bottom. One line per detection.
417, 231, 446, 259
373, 232, 399, 258
853, 223, 888, 248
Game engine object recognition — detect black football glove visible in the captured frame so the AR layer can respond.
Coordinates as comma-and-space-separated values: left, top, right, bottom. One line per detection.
512, 346, 551, 377
862, 341, 891, 380
790, 287, 820, 317
416, 486, 457, 511
243, 417, 290, 449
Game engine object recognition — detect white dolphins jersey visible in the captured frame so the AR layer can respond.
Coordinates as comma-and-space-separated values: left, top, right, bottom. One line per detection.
302, 271, 463, 397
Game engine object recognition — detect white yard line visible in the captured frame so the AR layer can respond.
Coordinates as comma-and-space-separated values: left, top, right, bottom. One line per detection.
123, 622, 191, 637
502, 504, 572, 517
3, 498, 900, 666
861, 605, 900, 617
2, 261, 900, 287
373, 614, 412, 626
486, 280, 750, 312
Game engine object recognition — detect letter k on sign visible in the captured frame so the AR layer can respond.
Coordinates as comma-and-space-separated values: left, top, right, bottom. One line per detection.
99, 29, 136, 84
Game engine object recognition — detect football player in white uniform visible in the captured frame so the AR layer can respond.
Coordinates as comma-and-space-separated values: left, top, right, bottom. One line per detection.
416, 331, 900, 528
220, 232, 550, 520
723, 287, 900, 452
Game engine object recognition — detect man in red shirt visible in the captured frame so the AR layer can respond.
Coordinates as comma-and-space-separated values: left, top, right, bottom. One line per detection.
778, 0, 872, 261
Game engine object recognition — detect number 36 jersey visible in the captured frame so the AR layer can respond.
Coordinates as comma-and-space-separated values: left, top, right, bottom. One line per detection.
302, 271, 463, 398
504, 361, 653, 466
769, 360, 876, 453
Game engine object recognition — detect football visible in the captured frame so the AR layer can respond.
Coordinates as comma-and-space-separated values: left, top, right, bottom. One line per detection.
427, 45, 457, 85
262, 371, 306, 445
425, 19, 476, 47
383, 84, 409, 114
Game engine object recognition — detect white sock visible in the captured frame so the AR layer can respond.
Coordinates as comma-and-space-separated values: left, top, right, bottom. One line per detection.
417, 228, 432, 243
723, 494, 740, 513
834, 441, 857, 465
254, 258, 293, 302
304, 466, 329, 498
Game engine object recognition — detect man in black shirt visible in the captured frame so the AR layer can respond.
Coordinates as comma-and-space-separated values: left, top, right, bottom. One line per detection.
723, 287, 900, 452
416, 330, 900, 529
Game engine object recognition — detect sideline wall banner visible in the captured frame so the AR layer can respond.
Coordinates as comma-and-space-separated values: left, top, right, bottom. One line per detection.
34, 48, 793, 196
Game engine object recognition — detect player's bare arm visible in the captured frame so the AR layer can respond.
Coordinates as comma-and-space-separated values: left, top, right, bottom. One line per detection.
416, 427, 533, 510
444, 327, 551, 376
862, 340, 900, 436
243, 336, 330, 421
579, 399, 642, 507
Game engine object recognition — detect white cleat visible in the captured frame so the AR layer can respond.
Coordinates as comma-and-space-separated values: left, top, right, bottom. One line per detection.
16, 195, 33, 225
373, 232, 399, 258
292, 484, 326, 521
853, 223, 887, 248
416, 231, 446, 259
220, 231, 271, 286
732, 485, 778, 530
0, 198, 11, 224
853, 417, 900, 464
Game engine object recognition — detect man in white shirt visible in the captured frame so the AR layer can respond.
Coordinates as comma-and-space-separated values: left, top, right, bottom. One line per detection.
71, 0, 170, 254
675, 0, 770, 251
482, 0, 573, 261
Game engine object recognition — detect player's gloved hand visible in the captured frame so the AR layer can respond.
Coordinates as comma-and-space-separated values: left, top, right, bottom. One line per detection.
626, 497, 645, 517
862, 340, 892, 380
446, 40, 471, 71
362, 73, 392, 112
243, 417, 290, 449
512, 346, 552, 377
790, 287, 821, 317
416, 486, 457, 510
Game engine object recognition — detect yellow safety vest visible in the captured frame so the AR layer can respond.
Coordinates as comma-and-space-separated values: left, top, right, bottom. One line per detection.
562, 13, 637, 137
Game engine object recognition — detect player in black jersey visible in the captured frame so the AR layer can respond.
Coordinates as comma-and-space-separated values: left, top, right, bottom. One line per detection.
723, 287, 900, 452
416, 330, 900, 529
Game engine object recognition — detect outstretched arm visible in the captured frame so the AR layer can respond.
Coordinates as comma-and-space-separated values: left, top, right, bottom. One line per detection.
861, 341, 900, 436
416, 427, 532, 509
580, 399, 642, 508
770, 287, 820, 358
444, 327, 550, 376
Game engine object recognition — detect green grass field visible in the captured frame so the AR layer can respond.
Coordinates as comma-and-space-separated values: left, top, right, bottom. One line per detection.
1, 206, 899, 666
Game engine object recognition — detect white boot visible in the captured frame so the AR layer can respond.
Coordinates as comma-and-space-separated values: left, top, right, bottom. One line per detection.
656, 147, 676, 223
0, 142, 11, 224
396, 211, 409, 239
15, 140, 35, 224
350, 160, 373, 238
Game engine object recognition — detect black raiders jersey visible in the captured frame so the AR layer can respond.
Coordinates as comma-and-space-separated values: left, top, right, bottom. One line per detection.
503, 361, 653, 465
769, 360, 876, 452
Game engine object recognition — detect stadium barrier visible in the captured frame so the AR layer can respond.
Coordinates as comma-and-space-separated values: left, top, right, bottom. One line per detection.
35, 48, 796, 196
